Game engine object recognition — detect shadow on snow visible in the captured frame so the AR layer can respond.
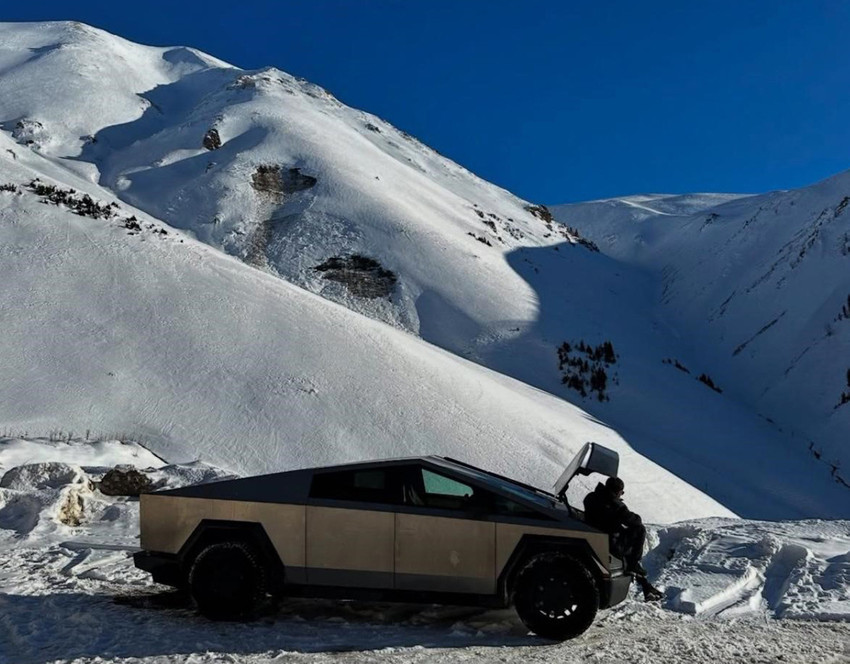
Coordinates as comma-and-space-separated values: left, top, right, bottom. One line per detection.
1, 590, 543, 663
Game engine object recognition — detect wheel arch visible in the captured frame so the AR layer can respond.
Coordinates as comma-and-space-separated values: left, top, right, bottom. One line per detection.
178, 519, 286, 591
499, 534, 608, 606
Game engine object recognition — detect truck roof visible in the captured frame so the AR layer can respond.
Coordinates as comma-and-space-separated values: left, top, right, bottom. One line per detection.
152, 455, 554, 506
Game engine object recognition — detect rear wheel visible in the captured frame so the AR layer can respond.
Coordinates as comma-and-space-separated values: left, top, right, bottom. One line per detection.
513, 552, 599, 640
188, 541, 267, 620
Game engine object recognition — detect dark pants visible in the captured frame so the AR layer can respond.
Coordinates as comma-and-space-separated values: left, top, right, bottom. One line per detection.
610, 523, 646, 574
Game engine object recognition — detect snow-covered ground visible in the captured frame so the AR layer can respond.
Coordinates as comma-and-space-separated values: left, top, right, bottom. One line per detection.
0, 440, 847, 664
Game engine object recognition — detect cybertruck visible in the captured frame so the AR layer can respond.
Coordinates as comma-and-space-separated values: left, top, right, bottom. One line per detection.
134, 442, 630, 640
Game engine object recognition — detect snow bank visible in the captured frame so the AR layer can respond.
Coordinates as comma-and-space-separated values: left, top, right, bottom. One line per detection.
0, 437, 163, 474
647, 519, 850, 621
0, 438, 231, 547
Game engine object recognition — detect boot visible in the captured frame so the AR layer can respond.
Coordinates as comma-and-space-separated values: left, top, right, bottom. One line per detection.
628, 561, 648, 578
637, 576, 663, 602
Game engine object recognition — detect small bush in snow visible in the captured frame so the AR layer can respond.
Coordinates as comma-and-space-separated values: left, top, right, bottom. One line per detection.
835, 294, 850, 322
467, 232, 492, 246
663, 358, 691, 374
26, 179, 116, 219
0, 183, 17, 193
836, 369, 850, 409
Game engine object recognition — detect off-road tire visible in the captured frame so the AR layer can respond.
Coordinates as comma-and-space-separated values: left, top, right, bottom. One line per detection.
188, 541, 267, 620
513, 552, 599, 640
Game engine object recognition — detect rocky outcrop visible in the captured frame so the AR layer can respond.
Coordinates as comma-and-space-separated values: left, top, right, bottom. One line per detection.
251, 165, 317, 198
202, 128, 221, 150
11, 118, 46, 147
314, 254, 397, 299
525, 203, 554, 224
98, 465, 153, 496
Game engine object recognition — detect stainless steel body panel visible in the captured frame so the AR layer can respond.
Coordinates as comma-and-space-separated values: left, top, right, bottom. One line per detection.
139, 494, 306, 567
395, 513, 496, 593
306, 505, 394, 587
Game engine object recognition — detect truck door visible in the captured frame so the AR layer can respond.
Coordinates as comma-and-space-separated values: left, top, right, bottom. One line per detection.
394, 466, 496, 594
306, 467, 400, 588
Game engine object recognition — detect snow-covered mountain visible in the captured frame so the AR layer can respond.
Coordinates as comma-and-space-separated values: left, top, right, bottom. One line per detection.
0, 125, 730, 524
553, 179, 850, 491
0, 21, 847, 520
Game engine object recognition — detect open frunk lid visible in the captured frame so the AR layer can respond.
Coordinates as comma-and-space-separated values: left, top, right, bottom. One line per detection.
553, 442, 619, 500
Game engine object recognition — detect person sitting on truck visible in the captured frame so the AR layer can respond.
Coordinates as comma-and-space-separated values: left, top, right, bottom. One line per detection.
583, 476, 663, 601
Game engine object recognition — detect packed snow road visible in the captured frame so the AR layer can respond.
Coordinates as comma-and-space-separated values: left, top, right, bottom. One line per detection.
0, 545, 847, 664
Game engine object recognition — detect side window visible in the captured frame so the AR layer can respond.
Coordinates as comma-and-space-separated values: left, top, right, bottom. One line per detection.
405, 468, 484, 511
402, 467, 550, 519
310, 469, 399, 505
422, 469, 471, 497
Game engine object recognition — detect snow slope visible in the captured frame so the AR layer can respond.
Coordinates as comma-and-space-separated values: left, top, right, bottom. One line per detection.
0, 20, 560, 339
554, 176, 850, 488
0, 22, 230, 160
0, 21, 844, 519
0, 129, 732, 524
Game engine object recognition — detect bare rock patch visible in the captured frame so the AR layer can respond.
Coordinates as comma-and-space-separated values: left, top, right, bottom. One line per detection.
202, 128, 221, 150
98, 465, 153, 496
314, 254, 397, 299
251, 165, 317, 197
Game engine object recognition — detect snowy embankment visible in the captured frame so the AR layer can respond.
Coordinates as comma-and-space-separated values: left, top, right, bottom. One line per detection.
0, 439, 847, 664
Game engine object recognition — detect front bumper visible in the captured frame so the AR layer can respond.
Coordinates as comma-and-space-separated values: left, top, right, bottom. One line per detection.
133, 550, 184, 588
601, 571, 632, 608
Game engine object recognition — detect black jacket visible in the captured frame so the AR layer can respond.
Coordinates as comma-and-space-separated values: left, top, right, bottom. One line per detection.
583, 482, 642, 534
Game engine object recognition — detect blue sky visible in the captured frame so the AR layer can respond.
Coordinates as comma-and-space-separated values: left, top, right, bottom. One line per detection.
6, 1, 850, 202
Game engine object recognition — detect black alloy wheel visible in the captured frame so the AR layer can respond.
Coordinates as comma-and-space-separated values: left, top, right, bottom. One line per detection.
513, 552, 599, 640
188, 540, 267, 620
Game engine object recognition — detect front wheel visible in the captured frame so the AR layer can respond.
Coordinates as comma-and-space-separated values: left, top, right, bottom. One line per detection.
188, 541, 267, 620
513, 552, 599, 640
